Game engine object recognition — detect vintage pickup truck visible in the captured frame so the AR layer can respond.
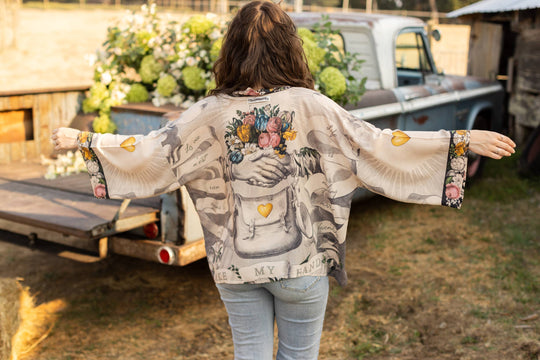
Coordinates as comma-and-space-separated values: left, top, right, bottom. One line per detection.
291, 12, 504, 179
0, 12, 504, 267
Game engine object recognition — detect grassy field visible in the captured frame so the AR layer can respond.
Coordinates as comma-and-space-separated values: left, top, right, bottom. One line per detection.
0, 153, 536, 360
331, 154, 540, 359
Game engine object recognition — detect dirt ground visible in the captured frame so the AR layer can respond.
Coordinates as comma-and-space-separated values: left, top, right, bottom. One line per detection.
0, 7, 539, 360
1, 173, 539, 360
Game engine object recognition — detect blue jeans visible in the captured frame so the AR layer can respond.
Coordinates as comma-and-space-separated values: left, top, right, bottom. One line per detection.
216, 276, 329, 360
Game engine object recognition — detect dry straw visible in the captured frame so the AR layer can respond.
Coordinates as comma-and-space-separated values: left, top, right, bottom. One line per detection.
0, 278, 65, 360
0, 278, 21, 360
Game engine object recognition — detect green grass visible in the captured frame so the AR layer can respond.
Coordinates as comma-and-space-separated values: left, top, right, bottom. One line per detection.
467, 154, 540, 202
342, 154, 539, 359
465, 155, 540, 305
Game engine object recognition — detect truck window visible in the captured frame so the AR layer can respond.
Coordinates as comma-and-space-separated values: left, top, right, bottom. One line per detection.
395, 31, 433, 86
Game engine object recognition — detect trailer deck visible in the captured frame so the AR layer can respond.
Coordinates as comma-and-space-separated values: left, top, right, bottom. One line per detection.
0, 162, 159, 240
0, 162, 207, 266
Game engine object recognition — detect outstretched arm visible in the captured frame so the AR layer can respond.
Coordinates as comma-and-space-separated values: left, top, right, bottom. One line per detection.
51, 127, 181, 199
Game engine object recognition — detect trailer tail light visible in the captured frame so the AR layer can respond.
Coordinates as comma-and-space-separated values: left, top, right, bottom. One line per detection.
157, 246, 175, 265
143, 223, 159, 239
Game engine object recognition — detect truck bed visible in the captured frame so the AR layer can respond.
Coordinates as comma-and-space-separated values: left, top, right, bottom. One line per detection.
0, 162, 160, 240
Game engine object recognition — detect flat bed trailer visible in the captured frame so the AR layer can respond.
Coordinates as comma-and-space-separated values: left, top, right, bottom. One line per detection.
0, 162, 206, 266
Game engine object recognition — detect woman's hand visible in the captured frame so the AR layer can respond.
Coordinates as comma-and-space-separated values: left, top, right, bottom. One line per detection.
51, 127, 81, 151
469, 130, 516, 159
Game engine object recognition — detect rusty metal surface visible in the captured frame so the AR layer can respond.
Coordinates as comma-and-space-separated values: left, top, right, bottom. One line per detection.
344, 89, 398, 111
393, 75, 498, 102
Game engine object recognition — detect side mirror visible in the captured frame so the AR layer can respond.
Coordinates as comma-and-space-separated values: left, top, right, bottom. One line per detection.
431, 29, 441, 42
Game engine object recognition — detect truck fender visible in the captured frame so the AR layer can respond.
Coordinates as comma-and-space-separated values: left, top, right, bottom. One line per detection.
464, 101, 493, 131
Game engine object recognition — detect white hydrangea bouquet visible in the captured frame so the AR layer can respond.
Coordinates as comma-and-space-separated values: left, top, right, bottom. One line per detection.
83, 4, 225, 133
83, 5, 365, 134
41, 151, 87, 179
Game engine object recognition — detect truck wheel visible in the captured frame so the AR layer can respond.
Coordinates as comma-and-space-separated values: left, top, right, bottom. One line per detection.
467, 115, 489, 181
518, 125, 540, 177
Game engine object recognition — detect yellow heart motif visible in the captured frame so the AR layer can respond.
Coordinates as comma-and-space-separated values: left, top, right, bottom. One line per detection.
120, 136, 136, 152
391, 130, 411, 146
257, 203, 273, 218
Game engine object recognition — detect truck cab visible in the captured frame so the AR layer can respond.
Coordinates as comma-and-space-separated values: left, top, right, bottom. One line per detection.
291, 12, 504, 152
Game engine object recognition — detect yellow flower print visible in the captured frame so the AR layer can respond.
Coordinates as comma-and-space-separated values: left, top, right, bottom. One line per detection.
237, 124, 251, 143
282, 130, 297, 141
78, 131, 89, 144
455, 141, 466, 156
456, 130, 467, 136
81, 147, 93, 160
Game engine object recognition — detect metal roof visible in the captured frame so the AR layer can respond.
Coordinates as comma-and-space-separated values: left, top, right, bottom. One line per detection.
447, 0, 540, 17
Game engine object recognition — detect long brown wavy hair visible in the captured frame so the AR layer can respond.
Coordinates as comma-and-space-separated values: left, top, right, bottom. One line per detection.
209, 0, 314, 95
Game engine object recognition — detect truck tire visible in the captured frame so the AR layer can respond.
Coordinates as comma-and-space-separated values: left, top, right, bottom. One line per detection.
518, 125, 540, 177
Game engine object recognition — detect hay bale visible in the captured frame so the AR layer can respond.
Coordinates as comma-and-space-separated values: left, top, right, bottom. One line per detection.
0, 278, 65, 360
0, 278, 21, 360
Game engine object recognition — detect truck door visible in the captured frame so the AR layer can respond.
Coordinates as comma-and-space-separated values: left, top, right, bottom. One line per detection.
393, 29, 456, 131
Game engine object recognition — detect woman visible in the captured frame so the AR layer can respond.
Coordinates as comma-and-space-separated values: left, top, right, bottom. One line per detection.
52, 1, 516, 359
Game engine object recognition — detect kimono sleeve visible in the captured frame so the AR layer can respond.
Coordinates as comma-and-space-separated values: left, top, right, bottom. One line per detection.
76, 128, 180, 199
325, 99, 469, 209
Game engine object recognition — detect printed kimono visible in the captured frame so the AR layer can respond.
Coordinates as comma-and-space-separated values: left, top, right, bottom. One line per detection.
78, 87, 469, 286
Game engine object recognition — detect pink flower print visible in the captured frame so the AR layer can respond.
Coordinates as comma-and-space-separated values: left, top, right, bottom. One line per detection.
269, 133, 281, 147
243, 114, 256, 126
258, 133, 271, 148
445, 183, 460, 199
245, 88, 260, 96
94, 184, 107, 198
266, 117, 282, 133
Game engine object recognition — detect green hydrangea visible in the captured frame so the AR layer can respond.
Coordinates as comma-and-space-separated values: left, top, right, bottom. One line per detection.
99, 97, 122, 115
92, 113, 117, 134
301, 37, 325, 74
319, 67, 347, 98
83, 96, 102, 114
297, 28, 315, 42
136, 30, 154, 47
139, 55, 164, 84
182, 66, 206, 91
210, 38, 223, 62
157, 75, 177, 97
82, 82, 109, 113
126, 83, 149, 103
183, 15, 214, 36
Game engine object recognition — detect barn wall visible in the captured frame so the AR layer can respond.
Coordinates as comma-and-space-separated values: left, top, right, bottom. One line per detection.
0, 88, 87, 164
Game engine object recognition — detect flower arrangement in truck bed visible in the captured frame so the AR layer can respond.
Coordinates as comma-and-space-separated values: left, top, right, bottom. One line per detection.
83, 5, 366, 134
298, 16, 366, 107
